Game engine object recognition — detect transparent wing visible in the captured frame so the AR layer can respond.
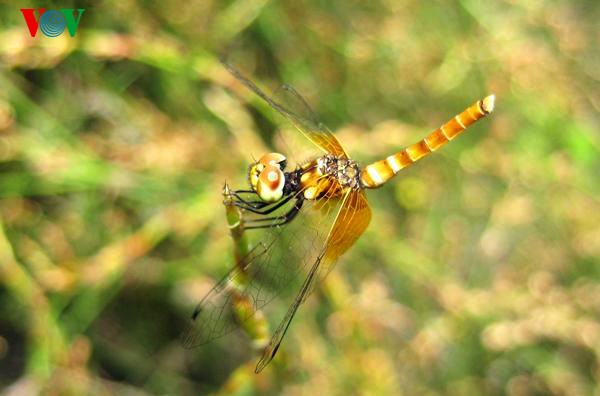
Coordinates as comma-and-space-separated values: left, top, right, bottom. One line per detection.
222, 60, 349, 158
309, 189, 371, 298
181, 180, 343, 348
254, 189, 371, 372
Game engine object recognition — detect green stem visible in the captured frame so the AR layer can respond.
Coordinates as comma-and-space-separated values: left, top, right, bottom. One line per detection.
222, 183, 270, 351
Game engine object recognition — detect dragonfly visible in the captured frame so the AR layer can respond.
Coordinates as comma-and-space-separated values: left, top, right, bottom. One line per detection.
182, 61, 495, 373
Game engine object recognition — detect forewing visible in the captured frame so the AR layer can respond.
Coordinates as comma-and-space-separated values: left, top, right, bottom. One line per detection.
307, 189, 372, 300
254, 189, 371, 371
181, 182, 343, 348
254, 240, 325, 373
222, 61, 348, 158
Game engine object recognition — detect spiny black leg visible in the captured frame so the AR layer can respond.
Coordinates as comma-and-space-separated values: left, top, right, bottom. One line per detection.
235, 193, 296, 215
233, 201, 283, 214
243, 215, 285, 223
232, 197, 271, 209
229, 191, 271, 209
243, 197, 304, 223
244, 198, 304, 230
229, 189, 294, 211
231, 192, 259, 202
232, 203, 267, 213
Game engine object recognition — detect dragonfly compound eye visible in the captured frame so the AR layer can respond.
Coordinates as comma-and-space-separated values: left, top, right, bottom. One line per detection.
256, 165, 285, 202
258, 152, 287, 171
248, 162, 265, 191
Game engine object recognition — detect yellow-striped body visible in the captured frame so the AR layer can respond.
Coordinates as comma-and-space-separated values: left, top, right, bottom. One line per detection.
299, 155, 360, 201
360, 95, 495, 189
299, 161, 336, 200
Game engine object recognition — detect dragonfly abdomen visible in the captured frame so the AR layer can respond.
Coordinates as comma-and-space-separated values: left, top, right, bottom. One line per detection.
360, 95, 495, 189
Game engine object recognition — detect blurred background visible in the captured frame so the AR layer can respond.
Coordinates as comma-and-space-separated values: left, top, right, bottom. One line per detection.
1, 0, 599, 395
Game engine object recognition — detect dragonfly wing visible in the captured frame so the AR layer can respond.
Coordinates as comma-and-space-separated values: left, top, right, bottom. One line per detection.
305, 189, 371, 301
274, 83, 349, 158
222, 60, 348, 158
181, 183, 344, 348
180, 238, 275, 348
254, 189, 371, 372
254, 243, 325, 373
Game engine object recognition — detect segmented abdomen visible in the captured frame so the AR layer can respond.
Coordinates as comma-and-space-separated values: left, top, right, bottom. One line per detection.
360, 95, 495, 189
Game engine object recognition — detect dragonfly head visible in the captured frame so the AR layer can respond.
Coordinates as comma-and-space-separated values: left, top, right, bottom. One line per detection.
248, 153, 287, 202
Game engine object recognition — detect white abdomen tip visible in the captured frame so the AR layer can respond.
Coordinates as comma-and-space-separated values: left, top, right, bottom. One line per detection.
482, 95, 495, 114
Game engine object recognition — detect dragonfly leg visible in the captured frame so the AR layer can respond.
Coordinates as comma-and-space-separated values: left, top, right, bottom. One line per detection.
231, 190, 260, 201
228, 190, 271, 209
243, 197, 304, 230
232, 198, 270, 209
235, 193, 296, 215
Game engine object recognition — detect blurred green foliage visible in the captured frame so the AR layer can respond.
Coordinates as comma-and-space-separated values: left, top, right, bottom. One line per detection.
0, 0, 599, 395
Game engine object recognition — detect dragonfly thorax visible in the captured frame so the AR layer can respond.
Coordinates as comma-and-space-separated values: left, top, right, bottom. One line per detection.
317, 154, 361, 190
297, 154, 361, 201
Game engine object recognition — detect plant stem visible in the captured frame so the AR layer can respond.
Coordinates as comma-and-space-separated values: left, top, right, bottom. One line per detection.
222, 183, 270, 351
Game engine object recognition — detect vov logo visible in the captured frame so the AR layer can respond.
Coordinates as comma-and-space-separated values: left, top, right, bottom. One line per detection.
20, 9, 85, 38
